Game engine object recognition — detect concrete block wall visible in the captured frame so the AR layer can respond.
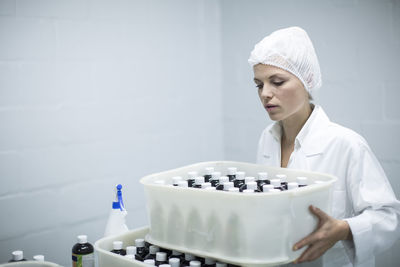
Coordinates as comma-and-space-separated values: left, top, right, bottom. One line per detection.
0, 0, 223, 265
220, 0, 400, 265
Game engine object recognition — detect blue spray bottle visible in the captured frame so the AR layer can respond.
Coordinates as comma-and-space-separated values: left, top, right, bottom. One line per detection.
104, 184, 129, 237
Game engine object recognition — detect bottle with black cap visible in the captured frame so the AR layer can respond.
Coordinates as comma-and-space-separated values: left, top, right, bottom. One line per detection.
204, 167, 214, 183
155, 252, 168, 266
233, 171, 245, 188
135, 238, 148, 261
9, 251, 26, 262
110, 241, 126, 256
144, 245, 160, 260
72, 235, 95, 267
227, 167, 237, 182
257, 172, 270, 191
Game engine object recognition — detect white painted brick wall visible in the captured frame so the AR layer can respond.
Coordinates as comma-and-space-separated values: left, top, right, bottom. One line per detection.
0, 0, 222, 265
221, 0, 400, 266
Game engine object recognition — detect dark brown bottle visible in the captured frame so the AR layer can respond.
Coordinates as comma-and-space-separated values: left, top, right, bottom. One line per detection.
144, 245, 160, 260
227, 167, 237, 182
155, 252, 168, 266
203, 167, 214, 183
110, 240, 126, 256
135, 238, 148, 261
72, 235, 94, 267
233, 171, 245, 188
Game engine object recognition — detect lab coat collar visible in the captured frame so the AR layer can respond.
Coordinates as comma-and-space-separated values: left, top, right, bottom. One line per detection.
268, 104, 331, 156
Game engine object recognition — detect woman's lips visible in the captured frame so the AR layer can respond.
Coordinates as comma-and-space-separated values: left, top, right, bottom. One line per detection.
265, 104, 278, 112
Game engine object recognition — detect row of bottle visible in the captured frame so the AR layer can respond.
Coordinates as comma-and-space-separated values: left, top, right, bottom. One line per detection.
110, 238, 240, 267
155, 167, 324, 193
8, 250, 45, 262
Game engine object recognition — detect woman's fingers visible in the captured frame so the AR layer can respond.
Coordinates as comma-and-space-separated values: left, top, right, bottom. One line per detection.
309, 205, 328, 221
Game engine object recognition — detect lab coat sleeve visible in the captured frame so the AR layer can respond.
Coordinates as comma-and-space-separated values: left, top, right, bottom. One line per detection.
342, 141, 400, 265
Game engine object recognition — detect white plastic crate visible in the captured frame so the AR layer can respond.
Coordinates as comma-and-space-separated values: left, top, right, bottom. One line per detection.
140, 161, 337, 267
94, 226, 150, 267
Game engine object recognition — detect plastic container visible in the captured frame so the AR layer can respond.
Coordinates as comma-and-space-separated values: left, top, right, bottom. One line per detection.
140, 161, 337, 267
95, 226, 150, 267
0, 262, 62, 267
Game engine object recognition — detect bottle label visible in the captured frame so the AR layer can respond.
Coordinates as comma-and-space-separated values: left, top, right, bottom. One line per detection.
72, 253, 94, 267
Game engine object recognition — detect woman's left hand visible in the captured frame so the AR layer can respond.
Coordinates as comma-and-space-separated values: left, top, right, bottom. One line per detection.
292, 205, 352, 264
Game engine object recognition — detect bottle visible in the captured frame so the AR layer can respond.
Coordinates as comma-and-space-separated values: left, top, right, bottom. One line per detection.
204, 167, 214, 183
126, 246, 137, 256
159, 247, 172, 258
297, 177, 308, 187
189, 260, 202, 266
72, 235, 94, 267
169, 250, 184, 261
9, 251, 26, 262
169, 257, 180, 267
187, 171, 198, 187
257, 172, 270, 191
155, 252, 168, 266
104, 184, 129, 237
110, 241, 126, 256
233, 171, 245, 188
135, 238, 148, 261
239, 177, 255, 192
144, 259, 156, 265
172, 176, 183, 186
193, 177, 205, 188
243, 189, 255, 193
215, 176, 229, 190
228, 187, 239, 193
33, 255, 45, 261
204, 258, 217, 267
182, 253, 196, 266
144, 245, 160, 260
287, 182, 299, 190
276, 174, 288, 190
270, 178, 283, 191
246, 181, 260, 192
201, 182, 212, 189
227, 167, 237, 181
222, 182, 234, 191
210, 172, 221, 187
177, 180, 188, 188
262, 184, 274, 192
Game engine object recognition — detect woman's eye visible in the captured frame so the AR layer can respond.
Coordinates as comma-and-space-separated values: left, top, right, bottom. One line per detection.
255, 84, 263, 89
272, 81, 284, 86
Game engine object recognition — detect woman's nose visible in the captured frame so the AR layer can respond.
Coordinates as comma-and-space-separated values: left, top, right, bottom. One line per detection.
260, 84, 274, 99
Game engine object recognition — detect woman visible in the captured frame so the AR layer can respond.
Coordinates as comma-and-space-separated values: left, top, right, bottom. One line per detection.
248, 27, 400, 267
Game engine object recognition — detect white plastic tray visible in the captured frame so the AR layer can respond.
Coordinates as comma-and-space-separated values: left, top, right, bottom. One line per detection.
140, 161, 337, 267
94, 226, 151, 267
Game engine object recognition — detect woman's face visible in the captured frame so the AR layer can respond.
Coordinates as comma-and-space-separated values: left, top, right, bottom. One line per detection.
253, 64, 309, 122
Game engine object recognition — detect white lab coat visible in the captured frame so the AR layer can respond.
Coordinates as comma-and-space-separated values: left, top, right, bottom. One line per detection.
256, 105, 400, 267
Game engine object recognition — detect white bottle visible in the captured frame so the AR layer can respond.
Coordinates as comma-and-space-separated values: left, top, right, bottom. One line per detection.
169, 258, 180, 267
104, 184, 129, 237
33, 255, 44, 261
287, 182, 299, 190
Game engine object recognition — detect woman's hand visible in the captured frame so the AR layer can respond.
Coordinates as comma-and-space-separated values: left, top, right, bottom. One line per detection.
292, 205, 352, 264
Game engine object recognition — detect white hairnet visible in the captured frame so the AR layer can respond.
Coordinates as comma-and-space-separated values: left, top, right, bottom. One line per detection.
248, 26, 322, 94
